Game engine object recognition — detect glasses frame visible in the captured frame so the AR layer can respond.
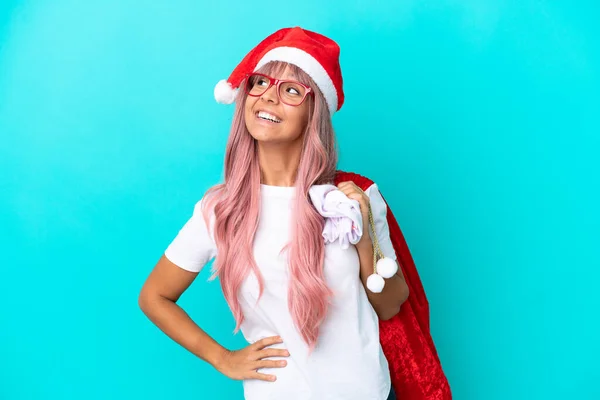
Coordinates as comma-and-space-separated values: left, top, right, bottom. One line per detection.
244, 73, 314, 107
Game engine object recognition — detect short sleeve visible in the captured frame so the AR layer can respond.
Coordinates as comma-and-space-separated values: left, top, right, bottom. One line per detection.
164, 196, 218, 273
364, 183, 397, 261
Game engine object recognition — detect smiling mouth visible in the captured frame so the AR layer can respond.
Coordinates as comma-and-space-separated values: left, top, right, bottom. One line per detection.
256, 111, 282, 123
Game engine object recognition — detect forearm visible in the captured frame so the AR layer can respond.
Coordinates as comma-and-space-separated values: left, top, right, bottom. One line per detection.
139, 294, 226, 368
355, 239, 409, 320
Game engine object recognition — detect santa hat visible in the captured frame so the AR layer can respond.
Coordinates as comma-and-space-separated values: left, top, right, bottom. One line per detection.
213, 27, 344, 115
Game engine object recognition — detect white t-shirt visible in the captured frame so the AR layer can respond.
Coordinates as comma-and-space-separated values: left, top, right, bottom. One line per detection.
164, 182, 398, 400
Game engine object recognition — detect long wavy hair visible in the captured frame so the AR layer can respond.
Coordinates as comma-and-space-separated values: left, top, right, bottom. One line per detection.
202, 61, 338, 352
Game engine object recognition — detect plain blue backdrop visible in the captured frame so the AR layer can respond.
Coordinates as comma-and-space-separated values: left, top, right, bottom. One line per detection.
1, 1, 598, 399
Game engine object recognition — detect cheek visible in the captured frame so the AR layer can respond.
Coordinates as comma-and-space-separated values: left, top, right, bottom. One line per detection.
244, 100, 254, 120
244, 102, 260, 130
287, 107, 310, 134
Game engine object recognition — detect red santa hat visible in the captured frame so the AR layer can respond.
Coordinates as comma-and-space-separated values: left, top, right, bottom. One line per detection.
213, 27, 344, 115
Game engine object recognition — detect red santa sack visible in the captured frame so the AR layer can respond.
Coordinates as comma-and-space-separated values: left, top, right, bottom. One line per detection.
334, 170, 452, 400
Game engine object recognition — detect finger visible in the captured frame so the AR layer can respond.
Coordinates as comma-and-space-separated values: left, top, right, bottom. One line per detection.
347, 193, 368, 208
251, 371, 278, 382
339, 186, 364, 198
253, 336, 283, 350
338, 181, 359, 190
346, 192, 363, 201
257, 359, 288, 369
337, 186, 354, 196
256, 348, 290, 360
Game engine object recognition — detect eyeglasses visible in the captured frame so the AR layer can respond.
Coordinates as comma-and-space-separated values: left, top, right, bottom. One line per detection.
244, 73, 313, 107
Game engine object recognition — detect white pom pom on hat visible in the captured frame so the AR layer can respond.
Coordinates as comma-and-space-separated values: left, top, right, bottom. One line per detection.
214, 79, 238, 104
213, 26, 344, 116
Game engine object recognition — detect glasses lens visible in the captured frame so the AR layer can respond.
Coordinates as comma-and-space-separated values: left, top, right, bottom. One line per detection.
247, 74, 271, 96
279, 81, 306, 106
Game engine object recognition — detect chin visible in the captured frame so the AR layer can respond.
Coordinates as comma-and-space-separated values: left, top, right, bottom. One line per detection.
254, 134, 287, 144
248, 121, 288, 139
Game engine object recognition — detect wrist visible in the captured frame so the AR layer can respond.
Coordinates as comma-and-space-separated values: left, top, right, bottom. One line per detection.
208, 343, 230, 371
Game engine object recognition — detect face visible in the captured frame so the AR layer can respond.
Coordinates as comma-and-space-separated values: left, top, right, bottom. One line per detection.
244, 66, 311, 145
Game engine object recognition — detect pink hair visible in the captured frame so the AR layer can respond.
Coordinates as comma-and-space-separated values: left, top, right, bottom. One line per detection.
202, 61, 338, 352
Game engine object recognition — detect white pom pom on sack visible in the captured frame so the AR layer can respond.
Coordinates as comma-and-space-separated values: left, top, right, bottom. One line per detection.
376, 257, 398, 279
214, 79, 238, 104
366, 273, 385, 293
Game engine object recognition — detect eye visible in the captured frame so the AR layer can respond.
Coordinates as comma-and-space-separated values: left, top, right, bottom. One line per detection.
257, 78, 268, 87
282, 82, 303, 97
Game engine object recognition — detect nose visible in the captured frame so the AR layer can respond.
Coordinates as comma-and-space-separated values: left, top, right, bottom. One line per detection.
260, 83, 279, 104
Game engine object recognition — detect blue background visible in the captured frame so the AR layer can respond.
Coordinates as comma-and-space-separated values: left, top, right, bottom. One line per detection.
1, 1, 598, 399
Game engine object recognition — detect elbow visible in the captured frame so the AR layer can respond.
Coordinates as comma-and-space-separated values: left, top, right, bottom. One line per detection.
138, 286, 176, 317
138, 286, 154, 315
379, 306, 401, 321
379, 281, 409, 321
399, 280, 409, 305
138, 290, 148, 313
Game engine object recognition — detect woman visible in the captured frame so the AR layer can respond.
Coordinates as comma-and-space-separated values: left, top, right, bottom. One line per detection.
138, 27, 409, 400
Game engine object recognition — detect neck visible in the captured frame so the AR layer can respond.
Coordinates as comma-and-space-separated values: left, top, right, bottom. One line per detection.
257, 140, 302, 187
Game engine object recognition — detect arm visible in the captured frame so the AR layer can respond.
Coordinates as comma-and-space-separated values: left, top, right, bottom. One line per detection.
139, 255, 291, 381
138, 255, 227, 369
355, 239, 409, 320
336, 180, 409, 321
143, 197, 289, 382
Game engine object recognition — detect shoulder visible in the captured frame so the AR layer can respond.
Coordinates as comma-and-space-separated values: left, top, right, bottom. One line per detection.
195, 184, 225, 215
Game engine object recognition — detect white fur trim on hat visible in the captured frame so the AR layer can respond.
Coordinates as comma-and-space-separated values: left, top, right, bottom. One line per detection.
255, 47, 338, 115
214, 79, 238, 104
